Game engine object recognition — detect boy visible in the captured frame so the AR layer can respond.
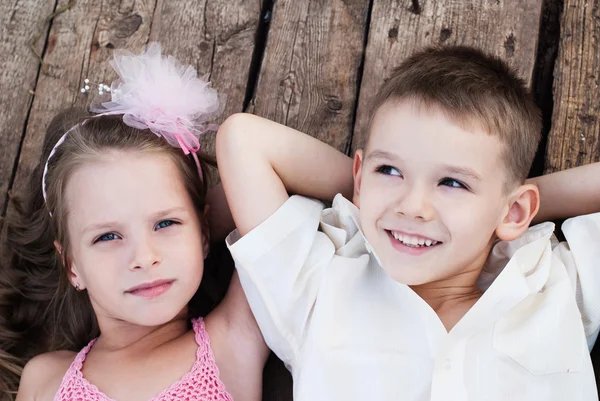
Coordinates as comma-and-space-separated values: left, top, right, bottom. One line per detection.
217, 46, 600, 400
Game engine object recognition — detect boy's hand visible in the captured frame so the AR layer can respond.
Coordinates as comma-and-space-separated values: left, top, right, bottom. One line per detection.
527, 162, 600, 223
216, 113, 353, 237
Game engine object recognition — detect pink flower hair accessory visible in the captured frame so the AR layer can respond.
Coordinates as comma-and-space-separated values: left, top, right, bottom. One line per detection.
42, 43, 224, 212
91, 42, 224, 157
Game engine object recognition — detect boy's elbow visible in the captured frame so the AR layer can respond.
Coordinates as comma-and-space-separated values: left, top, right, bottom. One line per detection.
217, 113, 252, 161
217, 113, 267, 170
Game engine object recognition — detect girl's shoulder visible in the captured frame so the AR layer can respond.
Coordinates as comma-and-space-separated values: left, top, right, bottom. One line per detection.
17, 350, 76, 401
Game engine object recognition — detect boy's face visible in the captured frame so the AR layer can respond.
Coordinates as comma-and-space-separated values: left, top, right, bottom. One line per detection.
354, 101, 513, 285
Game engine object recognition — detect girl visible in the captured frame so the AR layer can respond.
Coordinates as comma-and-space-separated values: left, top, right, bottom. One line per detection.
0, 44, 267, 401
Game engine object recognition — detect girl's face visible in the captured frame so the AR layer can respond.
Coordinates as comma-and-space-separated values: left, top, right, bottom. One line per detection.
63, 151, 207, 327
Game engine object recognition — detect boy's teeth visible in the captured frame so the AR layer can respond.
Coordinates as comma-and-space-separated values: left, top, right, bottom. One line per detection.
391, 231, 438, 247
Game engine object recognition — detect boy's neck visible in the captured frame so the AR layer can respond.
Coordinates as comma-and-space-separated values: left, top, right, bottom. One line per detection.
410, 262, 485, 332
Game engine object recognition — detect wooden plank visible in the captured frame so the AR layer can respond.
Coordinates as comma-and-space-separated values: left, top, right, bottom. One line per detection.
8, 0, 260, 206
0, 0, 55, 215
352, 0, 544, 152
249, 0, 371, 152
149, 0, 261, 156
545, 0, 600, 173
545, 0, 600, 384
7, 0, 156, 205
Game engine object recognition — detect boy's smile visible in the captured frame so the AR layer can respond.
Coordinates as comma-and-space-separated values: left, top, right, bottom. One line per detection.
354, 100, 513, 288
386, 229, 441, 255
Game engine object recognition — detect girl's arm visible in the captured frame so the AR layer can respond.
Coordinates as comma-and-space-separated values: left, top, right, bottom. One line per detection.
216, 113, 353, 236
527, 162, 600, 223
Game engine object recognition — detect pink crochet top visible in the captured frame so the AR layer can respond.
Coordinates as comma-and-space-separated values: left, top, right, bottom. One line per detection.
54, 318, 233, 401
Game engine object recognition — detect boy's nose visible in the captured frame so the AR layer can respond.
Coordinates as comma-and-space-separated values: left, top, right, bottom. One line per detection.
129, 236, 161, 271
394, 185, 435, 221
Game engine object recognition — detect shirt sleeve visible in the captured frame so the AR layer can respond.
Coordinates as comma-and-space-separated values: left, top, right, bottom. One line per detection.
553, 212, 600, 351
225, 195, 335, 367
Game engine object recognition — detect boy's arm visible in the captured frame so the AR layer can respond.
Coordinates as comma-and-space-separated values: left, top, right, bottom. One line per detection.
527, 162, 600, 223
216, 113, 353, 236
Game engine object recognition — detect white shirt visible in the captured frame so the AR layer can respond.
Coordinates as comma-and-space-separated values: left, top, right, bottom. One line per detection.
226, 195, 600, 401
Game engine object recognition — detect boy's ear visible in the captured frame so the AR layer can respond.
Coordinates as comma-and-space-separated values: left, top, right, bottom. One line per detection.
352, 149, 364, 207
54, 241, 86, 290
495, 184, 540, 241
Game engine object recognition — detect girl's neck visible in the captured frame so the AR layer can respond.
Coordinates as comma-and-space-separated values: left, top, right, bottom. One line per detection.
94, 312, 190, 352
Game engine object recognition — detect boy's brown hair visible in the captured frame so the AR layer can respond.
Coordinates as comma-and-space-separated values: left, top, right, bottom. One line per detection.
367, 46, 542, 187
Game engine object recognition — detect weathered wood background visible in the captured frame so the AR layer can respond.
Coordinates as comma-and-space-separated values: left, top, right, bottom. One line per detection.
1, 0, 598, 399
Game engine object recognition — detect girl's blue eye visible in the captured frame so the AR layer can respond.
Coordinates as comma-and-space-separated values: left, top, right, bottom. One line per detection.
440, 178, 467, 189
155, 220, 178, 230
95, 233, 120, 243
376, 165, 402, 177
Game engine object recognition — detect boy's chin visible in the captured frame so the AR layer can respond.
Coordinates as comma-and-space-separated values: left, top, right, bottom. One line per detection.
382, 265, 437, 286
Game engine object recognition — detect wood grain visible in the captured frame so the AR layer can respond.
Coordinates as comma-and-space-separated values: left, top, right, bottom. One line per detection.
250, 0, 371, 152
545, 0, 600, 172
352, 0, 544, 152
7, 0, 157, 206
0, 0, 55, 214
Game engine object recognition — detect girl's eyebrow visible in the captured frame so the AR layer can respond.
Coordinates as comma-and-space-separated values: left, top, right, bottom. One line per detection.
82, 207, 188, 234
152, 206, 188, 219
82, 221, 120, 235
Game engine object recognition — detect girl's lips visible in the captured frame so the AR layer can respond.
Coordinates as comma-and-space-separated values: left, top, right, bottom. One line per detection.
125, 279, 175, 298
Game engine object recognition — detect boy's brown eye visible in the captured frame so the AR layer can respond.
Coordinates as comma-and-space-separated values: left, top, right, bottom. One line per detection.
376, 165, 402, 177
440, 178, 467, 189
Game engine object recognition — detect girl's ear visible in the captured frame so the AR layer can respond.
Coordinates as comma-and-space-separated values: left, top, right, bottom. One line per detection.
54, 241, 86, 291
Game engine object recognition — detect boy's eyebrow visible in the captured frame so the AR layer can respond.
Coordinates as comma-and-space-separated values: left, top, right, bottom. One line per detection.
442, 165, 482, 181
366, 150, 482, 181
365, 150, 397, 162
